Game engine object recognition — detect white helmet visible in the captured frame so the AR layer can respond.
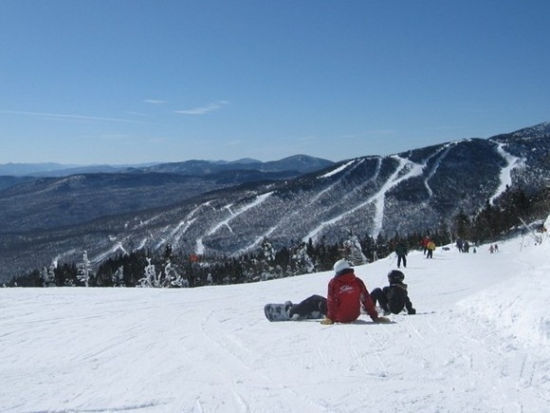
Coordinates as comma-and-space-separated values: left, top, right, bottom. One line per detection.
333, 259, 352, 275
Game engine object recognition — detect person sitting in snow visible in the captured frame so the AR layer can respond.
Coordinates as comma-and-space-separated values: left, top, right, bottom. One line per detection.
320, 259, 390, 324
370, 270, 416, 315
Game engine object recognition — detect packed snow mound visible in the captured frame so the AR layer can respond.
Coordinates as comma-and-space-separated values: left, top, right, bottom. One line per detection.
458, 237, 550, 348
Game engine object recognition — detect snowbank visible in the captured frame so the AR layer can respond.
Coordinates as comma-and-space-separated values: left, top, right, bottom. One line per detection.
457, 238, 550, 348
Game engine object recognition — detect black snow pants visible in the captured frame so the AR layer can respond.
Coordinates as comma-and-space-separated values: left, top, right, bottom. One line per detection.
289, 295, 327, 318
397, 254, 407, 268
370, 288, 389, 313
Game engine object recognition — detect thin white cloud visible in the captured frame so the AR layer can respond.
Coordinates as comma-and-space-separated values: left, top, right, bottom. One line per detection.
99, 134, 129, 140
143, 99, 166, 105
147, 137, 168, 144
363, 129, 396, 136
125, 111, 150, 117
335, 130, 396, 140
175, 100, 229, 115
0, 110, 143, 123
224, 140, 242, 147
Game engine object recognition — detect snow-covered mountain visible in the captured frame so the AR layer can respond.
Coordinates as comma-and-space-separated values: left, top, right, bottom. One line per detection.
0, 155, 333, 233
140, 154, 334, 176
1, 123, 549, 281
1, 233, 549, 412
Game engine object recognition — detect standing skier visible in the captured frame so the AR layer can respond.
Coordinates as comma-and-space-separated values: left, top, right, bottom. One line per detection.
395, 241, 408, 268
426, 240, 436, 259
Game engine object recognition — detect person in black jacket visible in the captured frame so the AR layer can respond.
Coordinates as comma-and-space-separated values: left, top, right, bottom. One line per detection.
395, 241, 408, 268
370, 270, 416, 315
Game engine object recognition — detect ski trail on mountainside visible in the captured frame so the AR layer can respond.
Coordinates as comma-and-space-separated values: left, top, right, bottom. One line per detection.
317, 159, 356, 178
92, 242, 128, 264
195, 192, 273, 255
423, 143, 454, 198
234, 159, 370, 255
489, 143, 525, 205
89, 202, 212, 264
169, 202, 212, 248
305, 155, 423, 241
370, 155, 423, 236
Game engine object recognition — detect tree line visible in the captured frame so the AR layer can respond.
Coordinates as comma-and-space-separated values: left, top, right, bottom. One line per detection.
6, 185, 549, 288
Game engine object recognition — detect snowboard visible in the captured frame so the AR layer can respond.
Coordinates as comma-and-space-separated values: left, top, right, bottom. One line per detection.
264, 303, 292, 322
264, 302, 325, 322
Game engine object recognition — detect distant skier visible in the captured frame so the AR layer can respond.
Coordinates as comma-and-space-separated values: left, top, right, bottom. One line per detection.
395, 241, 408, 268
320, 259, 390, 324
370, 270, 416, 315
426, 240, 436, 259
421, 236, 430, 255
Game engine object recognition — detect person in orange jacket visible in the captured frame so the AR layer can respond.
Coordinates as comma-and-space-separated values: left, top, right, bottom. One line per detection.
426, 240, 436, 259
321, 259, 390, 324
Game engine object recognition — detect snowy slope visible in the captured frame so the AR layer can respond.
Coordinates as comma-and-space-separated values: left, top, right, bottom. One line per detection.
1, 234, 549, 412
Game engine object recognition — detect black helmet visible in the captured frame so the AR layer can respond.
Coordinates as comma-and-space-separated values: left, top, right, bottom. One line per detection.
388, 270, 405, 284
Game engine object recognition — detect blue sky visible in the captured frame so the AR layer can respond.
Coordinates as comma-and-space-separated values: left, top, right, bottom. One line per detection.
1, 0, 549, 165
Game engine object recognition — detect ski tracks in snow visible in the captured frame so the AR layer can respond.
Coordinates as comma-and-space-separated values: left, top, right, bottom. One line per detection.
192, 296, 332, 412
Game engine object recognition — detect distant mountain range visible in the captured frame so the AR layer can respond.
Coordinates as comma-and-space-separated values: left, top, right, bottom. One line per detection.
1, 124, 549, 282
0, 155, 332, 178
0, 155, 333, 233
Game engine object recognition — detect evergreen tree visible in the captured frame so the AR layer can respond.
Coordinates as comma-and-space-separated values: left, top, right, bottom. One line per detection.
343, 234, 367, 265
290, 242, 315, 274
41, 264, 56, 287
112, 266, 125, 287
139, 257, 161, 287
76, 251, 93, 287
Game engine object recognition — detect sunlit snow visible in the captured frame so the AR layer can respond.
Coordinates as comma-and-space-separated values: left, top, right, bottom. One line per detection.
2, 232, 549, 412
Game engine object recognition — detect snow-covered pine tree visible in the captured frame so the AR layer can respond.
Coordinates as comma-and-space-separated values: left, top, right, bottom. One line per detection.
139, 258, 159, 287
76, 251, 93, 287
112, 266, 125, 287
291, 242, 315, 274
261, 239, 275, 263
165, 260, 186, 287
257, 239, 278, 281
344, 234, 368, 266
41, 264, 56, 287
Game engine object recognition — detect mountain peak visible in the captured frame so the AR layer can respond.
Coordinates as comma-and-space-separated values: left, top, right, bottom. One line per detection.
511, 121, 550, 138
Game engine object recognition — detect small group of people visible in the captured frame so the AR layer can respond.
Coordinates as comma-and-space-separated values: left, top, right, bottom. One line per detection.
489, 244, 499, 253
456, 238, 472, 253
420, 236, 436, 258
286, 259, 415, 324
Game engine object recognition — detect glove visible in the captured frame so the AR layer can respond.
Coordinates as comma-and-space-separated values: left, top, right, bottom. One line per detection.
375, 316, 391, 324
408, 308, 416, 315
320, 318, 334, 325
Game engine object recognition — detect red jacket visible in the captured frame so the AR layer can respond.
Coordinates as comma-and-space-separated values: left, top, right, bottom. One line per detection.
326, 270, 379, 322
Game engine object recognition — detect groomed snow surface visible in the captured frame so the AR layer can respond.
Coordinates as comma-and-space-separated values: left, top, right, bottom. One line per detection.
1, 234, 549, 412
